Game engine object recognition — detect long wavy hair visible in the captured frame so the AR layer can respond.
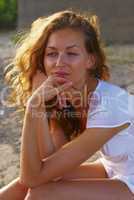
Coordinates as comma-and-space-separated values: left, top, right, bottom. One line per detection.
5, 10, 110, 141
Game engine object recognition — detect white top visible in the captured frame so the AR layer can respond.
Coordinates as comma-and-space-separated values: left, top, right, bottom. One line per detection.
86, 79, 134, 194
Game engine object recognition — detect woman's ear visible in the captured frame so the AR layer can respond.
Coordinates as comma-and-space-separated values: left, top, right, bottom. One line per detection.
86, 54, 96, 70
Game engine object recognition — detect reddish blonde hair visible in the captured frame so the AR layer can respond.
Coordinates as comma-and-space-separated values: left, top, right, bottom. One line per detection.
5, 10, 109, 107
5, 10, 110, 139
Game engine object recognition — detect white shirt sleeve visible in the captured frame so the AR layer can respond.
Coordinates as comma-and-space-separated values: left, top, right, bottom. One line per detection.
86, 91, 132, 128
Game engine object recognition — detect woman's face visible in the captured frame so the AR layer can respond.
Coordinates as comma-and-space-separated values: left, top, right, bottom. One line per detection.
44, 28, 95, 90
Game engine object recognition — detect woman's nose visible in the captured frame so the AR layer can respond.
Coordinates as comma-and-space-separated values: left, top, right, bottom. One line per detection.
55, 53, 66, 67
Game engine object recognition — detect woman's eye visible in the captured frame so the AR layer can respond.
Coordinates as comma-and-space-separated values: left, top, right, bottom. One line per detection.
46, 52, 57, 57
67, 52, 78, 56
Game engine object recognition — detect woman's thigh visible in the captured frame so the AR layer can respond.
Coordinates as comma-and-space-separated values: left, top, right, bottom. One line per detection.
25, 179, 134, 200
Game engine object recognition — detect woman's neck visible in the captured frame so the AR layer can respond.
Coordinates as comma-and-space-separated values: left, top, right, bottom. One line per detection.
71, 77, 98, 111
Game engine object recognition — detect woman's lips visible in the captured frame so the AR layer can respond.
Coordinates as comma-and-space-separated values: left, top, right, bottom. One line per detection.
55, 71, 70, 77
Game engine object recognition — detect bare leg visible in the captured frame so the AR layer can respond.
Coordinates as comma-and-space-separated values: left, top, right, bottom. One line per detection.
25, 179, 134, 200
24, 161, 134, 200
0, 177, 28, 200
0, 160, 104, 200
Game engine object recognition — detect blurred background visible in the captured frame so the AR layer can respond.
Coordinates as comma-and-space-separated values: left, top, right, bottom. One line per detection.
0, 0, 134, 188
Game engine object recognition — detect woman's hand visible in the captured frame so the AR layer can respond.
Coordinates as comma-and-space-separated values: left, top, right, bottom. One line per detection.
27, 74, 73, 109
32, 70, 47, 92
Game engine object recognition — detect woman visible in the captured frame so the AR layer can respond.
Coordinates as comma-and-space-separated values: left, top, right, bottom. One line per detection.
0, 10, 134, 199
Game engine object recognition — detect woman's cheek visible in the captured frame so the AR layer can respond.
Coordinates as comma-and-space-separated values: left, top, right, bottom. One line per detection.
44, 64, 53, 75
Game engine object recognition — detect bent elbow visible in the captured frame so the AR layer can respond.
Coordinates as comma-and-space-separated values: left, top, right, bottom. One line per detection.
19, 175, 39, 189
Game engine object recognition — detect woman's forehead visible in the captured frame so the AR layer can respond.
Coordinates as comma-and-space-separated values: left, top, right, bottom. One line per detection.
46, 28, 85, 49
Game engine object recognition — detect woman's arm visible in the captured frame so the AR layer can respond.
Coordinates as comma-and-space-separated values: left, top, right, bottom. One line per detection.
20, 74, 130, 188
20, 105, 54, 185
20, 74, 73, 187
31, 70, 56, 159
31, 70, 68, 156
0, 177, 28, 200
20, 100, 130, 188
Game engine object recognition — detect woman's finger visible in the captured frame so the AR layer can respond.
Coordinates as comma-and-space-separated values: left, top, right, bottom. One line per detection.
57, 81, 73, 94
31, 74, 72, 103
46, 75, 70, 87
43, 81, 72, 102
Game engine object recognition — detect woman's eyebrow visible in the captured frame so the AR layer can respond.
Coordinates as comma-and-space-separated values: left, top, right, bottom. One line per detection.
46, 45, 80, 50
66, 45, 80, 49
46, 46, 56, 50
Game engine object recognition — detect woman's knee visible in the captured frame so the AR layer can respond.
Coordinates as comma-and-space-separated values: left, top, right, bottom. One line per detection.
24, 190, 36, 200
24, 189, 40, 200
24, 182, 58, 200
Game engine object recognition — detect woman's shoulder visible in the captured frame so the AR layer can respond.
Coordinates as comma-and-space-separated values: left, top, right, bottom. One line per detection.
89, 79, 131, 113
96, 80, 128, 97
86, 80, 133, 129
